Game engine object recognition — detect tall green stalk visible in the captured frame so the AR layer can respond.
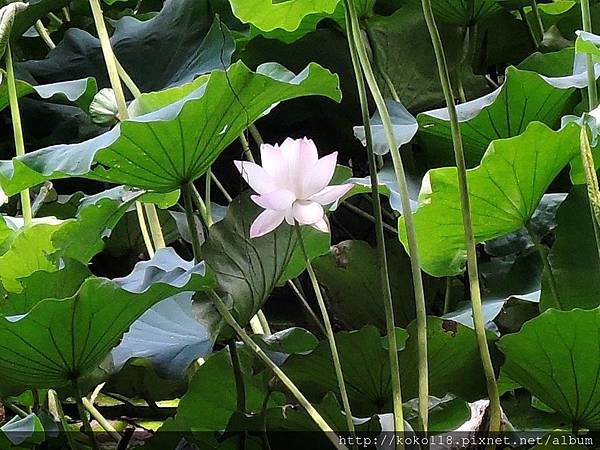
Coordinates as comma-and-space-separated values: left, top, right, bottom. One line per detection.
5, 45, 32, 225
420, 0, 501, 434
525, 223, 561, 308
578, 1, 600, 265
34, 20, 55, 50
208, 290, 346, 450
228, 340, 247, 413
519, 8, 540, 48
579, 126, 600, 261
581, 0, 598, 110
49, 390, 76, 450
183, 183, 203, 260
530, 1, 545, 45
294, 225, 356, 440
74, 383, 98, 450
343, 4, 406, 446
343, 0, 430, 432
205, 169, 214, 228
181, 186, 345, 449
88, 0, 165, 255
82, 397, 121, 443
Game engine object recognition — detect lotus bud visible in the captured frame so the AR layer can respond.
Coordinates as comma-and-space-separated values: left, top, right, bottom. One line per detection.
0, 2, 28, 61
89, 88, 120, 126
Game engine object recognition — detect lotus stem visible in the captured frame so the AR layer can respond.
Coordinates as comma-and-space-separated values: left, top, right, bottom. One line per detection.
239, 133, 256, 163
3, 399, 27, 418
579, 126, 600, 263
228, 340, 247, 414
579, 1, 600, 265
249, 124, 264, 147
342, 202, 398, 235
49, 390, 76, 450
183, 182, 203, 262
287, 279, 327, 336
205, 169, 213, 228
364, 21, 400, 102
249, 315, 266, 334
34, 20, 56, 49
443, 277, 453, 314
456, 26, 471, 103
89, 0, 165, 254
190, 183, 210, 226
74, 383, 98, 450
207, 291, 345, 449
420, 0, 501, 437
5, 45, 32, 226
344, 0, 428, 433
525, 223, 561, 308
144, 203, 166, 249
581, 0, 598, 109
136, 204, 155, 257
530, 1, 545, 45
47, 12, 63, 26
256, 309, 272, 335
82, 397, 121, 443
294, 225, 356, 440
88, 0, 127, 118
344, 8, 407, 445
115, 58, 143, 99
519, 8, 540, 48
211, 171, 233, 202
181, 190, 342, 447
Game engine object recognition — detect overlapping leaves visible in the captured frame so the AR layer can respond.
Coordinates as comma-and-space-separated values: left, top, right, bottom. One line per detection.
0, 61, 340, 194
283, 320, 492, 416
418, 66, 583, 166
199, 194, 330, 331
399, 122, 580, 276
0, 76, 97, 113
23, 0, 235, 92
0, 248, 214, 393
0, 187, 150, 293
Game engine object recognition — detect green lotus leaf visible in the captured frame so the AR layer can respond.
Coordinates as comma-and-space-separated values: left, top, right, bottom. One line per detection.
0, 248, 214, 392
2, 0, 68, 40
199, 194, 330, 333
313, 239, 443, 329
283, 320, 492, 416
541, 186, 600, 311
0, 260, 91, 317
418, 66, 582, 167
0, 76, 97, 113
431, 0, 501, 26
0, 413, 45, 447
364, 5, 488, 112
0, 222, 63, 293
229, 0, 340, 32
0, 187, 148, 292
0, 61, 341, 194
22, 0, 235, 93
499, 307, 600, 430
399, 122, 579, 277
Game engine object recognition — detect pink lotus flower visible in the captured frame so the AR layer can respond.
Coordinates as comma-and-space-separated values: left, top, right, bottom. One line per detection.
235, 137, 353, 238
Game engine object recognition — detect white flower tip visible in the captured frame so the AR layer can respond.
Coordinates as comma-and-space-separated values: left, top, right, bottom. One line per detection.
312, 219, 329, 233
233, 160, 243, 173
